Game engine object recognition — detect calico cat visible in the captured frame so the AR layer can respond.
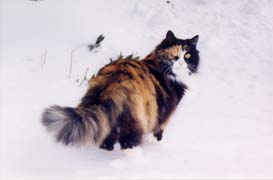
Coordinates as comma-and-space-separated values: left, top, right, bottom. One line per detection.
42, 31, 199, 151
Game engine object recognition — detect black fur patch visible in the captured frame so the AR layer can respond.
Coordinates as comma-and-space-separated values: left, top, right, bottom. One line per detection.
155, 88, 176, 125
170, 81, 187, 104
184, 48, 200, 73
156, 30, 180, 50
154, 129, 163, 141
156, 40, 180, 50
65, 107, 82, 123
81, 86, 103, 107
117, 105, 143, 149
100, 127, 119, 151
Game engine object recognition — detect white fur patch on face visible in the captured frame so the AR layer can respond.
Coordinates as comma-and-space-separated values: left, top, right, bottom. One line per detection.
169, 50, 195, 86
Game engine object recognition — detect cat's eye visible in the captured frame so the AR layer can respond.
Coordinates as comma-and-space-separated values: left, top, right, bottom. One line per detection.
185, 53, 191, 59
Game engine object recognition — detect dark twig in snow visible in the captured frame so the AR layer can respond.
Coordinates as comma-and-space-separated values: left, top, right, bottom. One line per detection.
43, 49, 47, 65
88, 34, 105, 51
41, 49, 47, 68
110, 52, 140, 62
68, 49, 75, 78
79, 67, 89, 87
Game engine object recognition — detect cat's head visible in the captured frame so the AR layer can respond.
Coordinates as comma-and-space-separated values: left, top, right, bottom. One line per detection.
155, 30, 200, 78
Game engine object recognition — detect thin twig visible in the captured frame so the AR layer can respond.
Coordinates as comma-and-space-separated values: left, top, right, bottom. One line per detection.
41, 49, 47, 68
68, 49, 75, 78
41, 54, 44, 68
79, 67, 89, 87
43, 49, 47, 65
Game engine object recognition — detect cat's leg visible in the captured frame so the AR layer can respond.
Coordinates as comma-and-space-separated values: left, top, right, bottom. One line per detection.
118, 126, 143, 149
153, 115, 173, 141
153, 128, 164, 141
100, 127, 119, 151
117, 110, 143, 149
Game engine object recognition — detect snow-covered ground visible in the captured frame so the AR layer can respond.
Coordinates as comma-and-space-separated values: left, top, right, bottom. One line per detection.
1, 0, 273, 179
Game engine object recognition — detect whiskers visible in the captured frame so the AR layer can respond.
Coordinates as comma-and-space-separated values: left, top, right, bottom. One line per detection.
187, 63, 198, 73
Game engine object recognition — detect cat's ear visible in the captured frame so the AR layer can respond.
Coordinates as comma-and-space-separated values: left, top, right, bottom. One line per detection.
166, 30, 176, 42
190, 35, 199, 46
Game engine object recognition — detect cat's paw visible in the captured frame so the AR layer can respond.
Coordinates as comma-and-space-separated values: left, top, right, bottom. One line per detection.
153, 129, 163, 141
120, 141, 134, 149
100, 142, 114, 151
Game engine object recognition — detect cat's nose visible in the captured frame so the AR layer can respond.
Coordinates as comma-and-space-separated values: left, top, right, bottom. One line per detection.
179, 60, 183, 65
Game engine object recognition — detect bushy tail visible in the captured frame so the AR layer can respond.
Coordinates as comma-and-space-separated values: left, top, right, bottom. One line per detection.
41, 105, 110, 145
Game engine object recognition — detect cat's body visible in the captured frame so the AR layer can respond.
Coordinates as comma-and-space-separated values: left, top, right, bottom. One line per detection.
42, 31, 199, 150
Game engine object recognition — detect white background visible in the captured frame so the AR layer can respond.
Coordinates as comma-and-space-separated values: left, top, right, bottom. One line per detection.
1, 0, 273, 179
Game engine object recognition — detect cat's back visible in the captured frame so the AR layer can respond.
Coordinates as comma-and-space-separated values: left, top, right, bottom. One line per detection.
89, 59, 151, 86
98, 59, 148, 80
86, 59, 156, 102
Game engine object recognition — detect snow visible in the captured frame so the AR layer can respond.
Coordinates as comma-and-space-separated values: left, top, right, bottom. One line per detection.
1, 0, 273, 179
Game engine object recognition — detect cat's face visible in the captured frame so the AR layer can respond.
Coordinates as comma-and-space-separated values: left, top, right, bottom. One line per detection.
180, 35, 199, 74
156, 31, 199, 80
